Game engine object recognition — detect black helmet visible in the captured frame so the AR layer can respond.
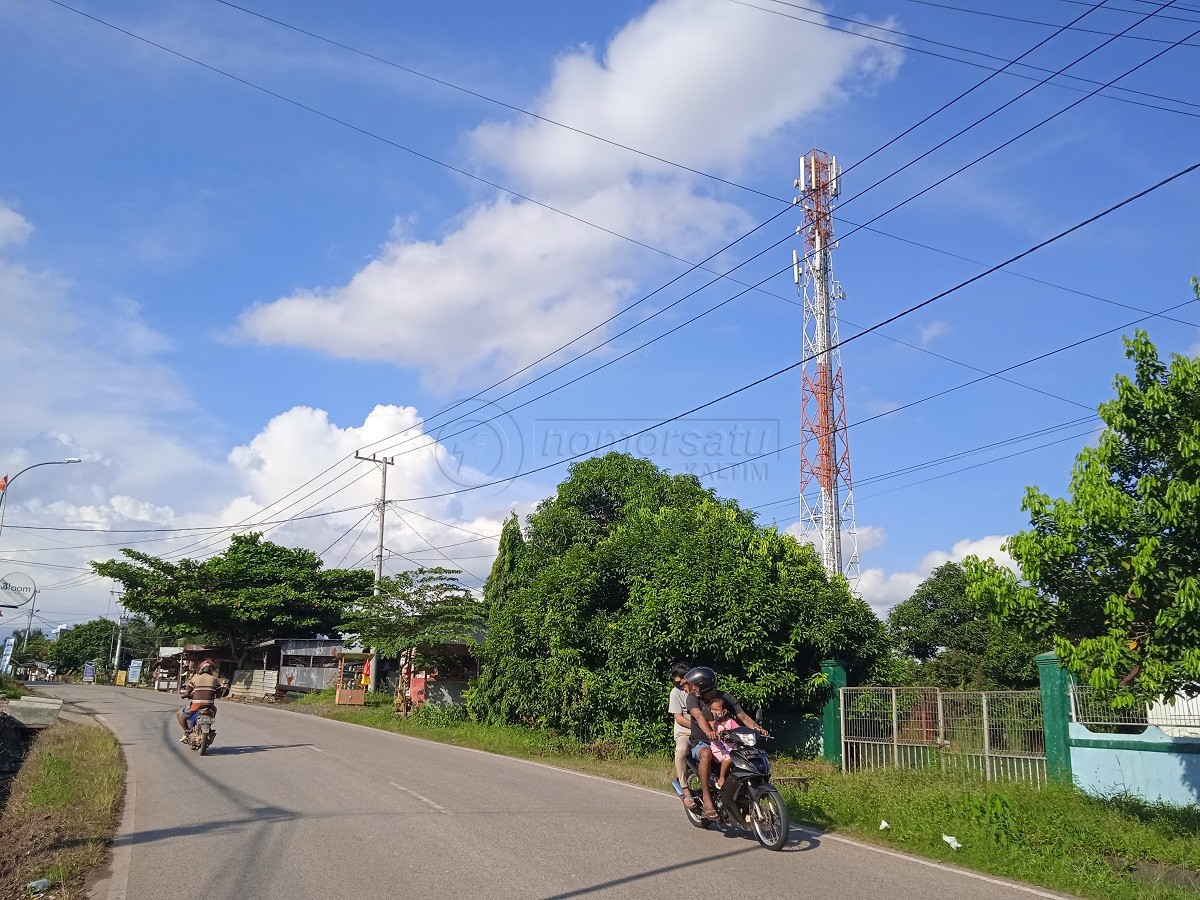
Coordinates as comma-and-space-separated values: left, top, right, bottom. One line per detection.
683, 666, 716, 693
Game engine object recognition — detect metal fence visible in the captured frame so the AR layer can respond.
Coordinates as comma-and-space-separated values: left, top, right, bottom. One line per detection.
841, 687, 1047, 785
1070, 685, 1200, 737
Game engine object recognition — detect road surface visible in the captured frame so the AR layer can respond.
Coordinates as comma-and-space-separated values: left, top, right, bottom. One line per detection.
37, 685, 1068, 900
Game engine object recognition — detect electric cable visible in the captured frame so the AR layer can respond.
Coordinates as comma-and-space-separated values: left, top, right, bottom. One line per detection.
725, 0, 1200, 116
385, 158, 1200, 502
837, 0, 1188, 206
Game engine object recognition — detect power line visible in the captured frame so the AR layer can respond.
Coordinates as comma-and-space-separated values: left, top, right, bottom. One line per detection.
727, 0, 1200, 116
386, 157, 1200, 501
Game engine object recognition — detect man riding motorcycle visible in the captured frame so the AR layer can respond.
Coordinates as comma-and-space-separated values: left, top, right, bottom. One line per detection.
682, 666, 769, 819
177, 660, 222, 743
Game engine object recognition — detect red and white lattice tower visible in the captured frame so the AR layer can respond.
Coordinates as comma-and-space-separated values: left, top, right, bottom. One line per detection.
794, 149, 859, 583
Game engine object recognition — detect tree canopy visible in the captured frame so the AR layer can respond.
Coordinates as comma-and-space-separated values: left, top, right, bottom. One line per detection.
966, 322, 1200, 706
48, 619, 117, 674
339, 567, 484, 671
93, 533, 374, 665
468, 453, 887, 750
887, 562, 1039, 690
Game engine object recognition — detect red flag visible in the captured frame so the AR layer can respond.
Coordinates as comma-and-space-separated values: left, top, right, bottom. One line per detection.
0, 475, 7, 492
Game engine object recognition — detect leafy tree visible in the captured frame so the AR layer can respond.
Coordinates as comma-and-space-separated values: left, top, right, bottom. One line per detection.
887, 562, 1039, 690
339, 566, 484, 690
49, 619, 118, 674
469, 453, 887, 750
483, 513, 524, 616
967, 321, 1200, 707
93, 533, 373, 666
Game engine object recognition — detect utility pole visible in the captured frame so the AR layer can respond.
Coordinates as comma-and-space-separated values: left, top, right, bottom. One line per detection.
112, 612, 128, 671
794, 149, 859, 583
355, 451, 395, 693
20, 586, 37, 650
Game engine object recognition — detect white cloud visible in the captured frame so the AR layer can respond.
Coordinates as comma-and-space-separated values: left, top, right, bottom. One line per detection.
235, 0, 902, 389
855, 534, 1015, 615
919, 320, 950, 346
0, 205, 526, 629
0, 205, 32, 248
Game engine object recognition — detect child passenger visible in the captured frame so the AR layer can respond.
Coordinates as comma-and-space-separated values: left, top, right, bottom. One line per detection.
708, 697, 739, 789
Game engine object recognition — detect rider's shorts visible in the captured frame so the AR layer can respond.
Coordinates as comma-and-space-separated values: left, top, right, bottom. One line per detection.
691, 740, 711, 760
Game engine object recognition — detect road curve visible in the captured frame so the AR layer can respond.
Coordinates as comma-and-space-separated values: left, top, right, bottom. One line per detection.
38, 685, 1070, 900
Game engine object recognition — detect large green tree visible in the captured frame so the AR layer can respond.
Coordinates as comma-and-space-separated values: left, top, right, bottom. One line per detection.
48, 619, 118, 674
469, 453, 887, 750
340, 567, 484, 669
967, 322, 1200, 707
93, 533, 373, 666
887, 562, 1039, 690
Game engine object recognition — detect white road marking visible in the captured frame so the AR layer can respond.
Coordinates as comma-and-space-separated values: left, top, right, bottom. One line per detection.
309, 746, 324, 752
788, 826, 1073, 899
388, 781, 447, 813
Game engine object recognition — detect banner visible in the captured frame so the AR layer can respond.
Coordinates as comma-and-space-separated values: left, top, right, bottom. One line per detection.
0, 637, 14, 675
83, 661, 96, 683
127, 659, 143, 684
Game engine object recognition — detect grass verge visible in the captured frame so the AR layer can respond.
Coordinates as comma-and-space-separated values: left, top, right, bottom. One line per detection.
1, 674, 29, 700
284, 693, 1200, 899
0, 721, 125, 900
780, 764, 1200, 900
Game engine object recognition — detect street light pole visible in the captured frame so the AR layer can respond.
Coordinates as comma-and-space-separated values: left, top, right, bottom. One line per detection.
0, 457, 82, 545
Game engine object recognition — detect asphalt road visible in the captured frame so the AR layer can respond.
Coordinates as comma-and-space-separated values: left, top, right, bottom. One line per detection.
37, 685, 1068, 900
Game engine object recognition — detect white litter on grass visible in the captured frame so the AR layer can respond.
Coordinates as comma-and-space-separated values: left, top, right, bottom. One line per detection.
942, 834, 962, 850
879, 820, 890, 830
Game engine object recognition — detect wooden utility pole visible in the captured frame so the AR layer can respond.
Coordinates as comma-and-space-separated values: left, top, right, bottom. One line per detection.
355, 452, 395, 693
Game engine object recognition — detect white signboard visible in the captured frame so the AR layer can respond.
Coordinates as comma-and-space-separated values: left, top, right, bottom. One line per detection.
0, 636, 14, 675
0, 572, 36, 609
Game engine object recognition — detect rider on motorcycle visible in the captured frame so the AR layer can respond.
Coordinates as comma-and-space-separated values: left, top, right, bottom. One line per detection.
177, 660, 222, 743
682, 666, 770, 819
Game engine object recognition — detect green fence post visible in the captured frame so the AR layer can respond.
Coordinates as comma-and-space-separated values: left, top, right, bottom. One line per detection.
820, 659, 847, 769
1035, 651, 1073, 785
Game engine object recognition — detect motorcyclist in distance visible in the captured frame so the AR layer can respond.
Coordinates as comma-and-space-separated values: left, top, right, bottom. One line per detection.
177, 660, 223, 743
682, 666, 769, 819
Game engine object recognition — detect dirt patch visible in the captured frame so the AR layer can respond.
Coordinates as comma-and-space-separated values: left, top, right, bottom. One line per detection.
0, 721, 124, 900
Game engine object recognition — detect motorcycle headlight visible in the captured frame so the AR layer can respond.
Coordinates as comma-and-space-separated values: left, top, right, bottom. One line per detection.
740, 731, 758, 747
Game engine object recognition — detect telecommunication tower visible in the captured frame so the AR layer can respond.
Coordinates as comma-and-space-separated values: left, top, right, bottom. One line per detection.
793, 149, 859, 583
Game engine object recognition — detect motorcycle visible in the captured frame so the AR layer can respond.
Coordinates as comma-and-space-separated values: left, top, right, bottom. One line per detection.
184, 708, 217, 756
679, 727, 790, 850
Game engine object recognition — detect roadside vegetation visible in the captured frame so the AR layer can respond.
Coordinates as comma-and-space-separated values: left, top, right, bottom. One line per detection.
285, 690, 1200, 900
1, 673, 29, 699
0, 721, 124, 900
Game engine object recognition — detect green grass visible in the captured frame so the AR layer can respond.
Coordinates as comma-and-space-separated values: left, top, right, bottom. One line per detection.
0, 721, 126, 899
284, 694, 1200, 899
781, 764, 1200, 900
1, 672, 29, 699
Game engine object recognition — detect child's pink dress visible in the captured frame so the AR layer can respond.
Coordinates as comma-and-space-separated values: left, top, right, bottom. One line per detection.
710, 717, 737, 761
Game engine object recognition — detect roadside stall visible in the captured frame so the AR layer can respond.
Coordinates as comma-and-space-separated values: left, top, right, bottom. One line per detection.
335, 651, 369, 706
154, 647, 183, 691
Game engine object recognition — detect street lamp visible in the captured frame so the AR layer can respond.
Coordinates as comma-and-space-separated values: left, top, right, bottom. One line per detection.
0, 458, 81, 651
0, 457, 82, 544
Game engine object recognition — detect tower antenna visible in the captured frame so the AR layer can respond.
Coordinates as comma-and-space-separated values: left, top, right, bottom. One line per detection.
794, 149, 859, 583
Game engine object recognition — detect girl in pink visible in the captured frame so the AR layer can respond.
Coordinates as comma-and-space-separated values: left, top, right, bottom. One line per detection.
709, 697, 739, 789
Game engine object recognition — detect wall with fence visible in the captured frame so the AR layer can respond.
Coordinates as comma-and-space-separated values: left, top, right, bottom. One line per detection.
821, 655, 1200, 807
1065, 679, 1200, 807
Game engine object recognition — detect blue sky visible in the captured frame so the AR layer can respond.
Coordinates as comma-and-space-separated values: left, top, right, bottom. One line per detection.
1, 0, 1197, 637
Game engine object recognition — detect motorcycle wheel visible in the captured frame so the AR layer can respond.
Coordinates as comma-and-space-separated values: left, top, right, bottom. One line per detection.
750, 787, 789, 850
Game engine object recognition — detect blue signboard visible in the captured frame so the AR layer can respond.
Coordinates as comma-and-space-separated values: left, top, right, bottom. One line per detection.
83, 661, 96, 683
127, 659, 143, 684
0, 637, 14, 675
